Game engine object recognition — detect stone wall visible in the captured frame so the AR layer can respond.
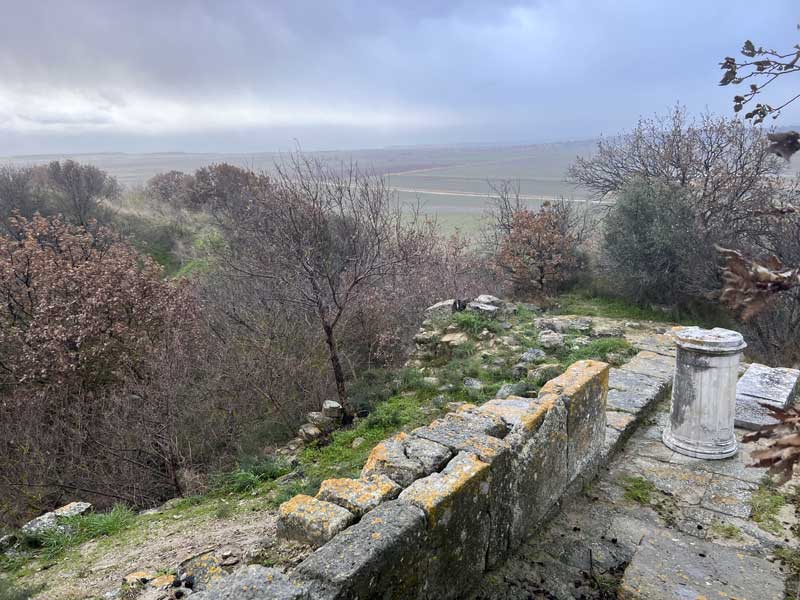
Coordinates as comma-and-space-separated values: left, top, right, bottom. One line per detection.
194, 360, 610, 600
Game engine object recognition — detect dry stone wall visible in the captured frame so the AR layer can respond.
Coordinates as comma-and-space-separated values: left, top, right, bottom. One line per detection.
194, 359, 612, 600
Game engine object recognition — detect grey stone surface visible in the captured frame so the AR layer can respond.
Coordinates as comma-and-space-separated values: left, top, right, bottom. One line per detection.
21, 501, 93, 535
402, 436, 452, 475
736, 362, 800, 429
296, 501, 428, 600
463, 377, 483, 390
321, 400, 343, 421
361, 433, 425, 488
496, 381, 529, 399
399, 453, 493, 599
618, 351, 674, 382
518, 348, 546, 364
538, 329, 564, 349
411, 415, 508, 464
466, 301, 499, 317
191, 566, 309, 600
619, 528, 784, 600
277, 495, 356, 548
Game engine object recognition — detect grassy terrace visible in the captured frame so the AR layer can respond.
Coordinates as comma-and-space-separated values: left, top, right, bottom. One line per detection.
0, 294, 671, 598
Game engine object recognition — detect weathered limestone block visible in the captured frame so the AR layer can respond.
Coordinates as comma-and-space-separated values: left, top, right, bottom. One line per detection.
505, 393, 569, 546
298, 423, 322, 442
321, 400, 343, 421
527, 363, 564, 384
411, 414, 508, 464
538, 330, 565, 349
736, 363, 800, 429
452, 404, 509, 437
478, 396, 537, 429
466, 301, 499, 317
361, 432, 426, 487
21, 501, 92, 535
316, 475, 401, 517
296, 501, 428, 600
425, 299, 455, 317
399, 452, 493, 598
277, 495, 355, 548
606, 368, 668, 416
191, 565, 309, 600
540, 360, 609, 482
402, 436, 452, 474
473, 294, 505, 308
307, 411, 336, 432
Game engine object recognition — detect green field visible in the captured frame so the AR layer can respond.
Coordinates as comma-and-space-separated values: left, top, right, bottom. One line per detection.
0, 141, 598, 233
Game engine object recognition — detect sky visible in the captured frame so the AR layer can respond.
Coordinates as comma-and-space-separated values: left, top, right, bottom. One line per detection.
1, 0, 799, 155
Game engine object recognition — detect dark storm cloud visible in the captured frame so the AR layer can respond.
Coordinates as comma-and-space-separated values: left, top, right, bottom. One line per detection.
1, 0, 799, 153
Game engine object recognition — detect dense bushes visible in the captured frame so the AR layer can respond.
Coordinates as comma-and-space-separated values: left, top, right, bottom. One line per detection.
602, 180, 699, 305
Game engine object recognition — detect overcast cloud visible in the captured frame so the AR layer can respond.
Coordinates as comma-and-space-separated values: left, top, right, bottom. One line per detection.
1, 0, 799, 154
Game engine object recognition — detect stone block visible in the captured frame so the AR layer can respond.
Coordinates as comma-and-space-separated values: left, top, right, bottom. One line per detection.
191, 566, 309, 600
618, 350, 674, 383
399, 452, 493, 598
452, 403, 509, 437
316, 475, 401, 517
277, 495, 355, 548
541, 360, 609, 482
361, 432, 425, 487
505, 393, 569, 546
466, 301, 499, 317
736, 363, 800, 429
296, 501, 427, 600
321, 400, 343, 421
402, 436, 452, 474
478, 396, 538, 429
411, 415, 509, 464
606, 368, 668, 416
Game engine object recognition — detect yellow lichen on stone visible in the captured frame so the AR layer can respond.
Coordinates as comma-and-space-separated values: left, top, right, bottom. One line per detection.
316, 474, 400, 516
540, 360, 609, 398
517, 393, 557, 433
400, 453, 489, 528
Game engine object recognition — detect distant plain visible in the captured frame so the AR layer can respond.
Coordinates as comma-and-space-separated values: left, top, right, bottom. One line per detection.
1, 141, 599, 232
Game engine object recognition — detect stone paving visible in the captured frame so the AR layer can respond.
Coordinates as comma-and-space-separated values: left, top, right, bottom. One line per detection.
475, 330, 796, 600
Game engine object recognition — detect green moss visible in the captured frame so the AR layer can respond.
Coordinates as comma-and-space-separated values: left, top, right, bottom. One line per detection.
750, 482, 786, 535
622, 476, 656, 504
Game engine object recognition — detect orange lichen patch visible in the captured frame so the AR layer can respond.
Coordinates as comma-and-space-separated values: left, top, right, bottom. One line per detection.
399, 453, 490, 528
540, 360, 610, 398
316, 475, 401, 516
363, 432, 408, 471
150, 574, 175, 588
517, 393, 558, 433
277, 494, 355, 547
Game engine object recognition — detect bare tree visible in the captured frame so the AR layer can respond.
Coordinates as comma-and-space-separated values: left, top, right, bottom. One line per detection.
209, 155, 431, 415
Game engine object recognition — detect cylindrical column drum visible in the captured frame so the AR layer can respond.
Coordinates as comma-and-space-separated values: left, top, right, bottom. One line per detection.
662, 327, 746, 460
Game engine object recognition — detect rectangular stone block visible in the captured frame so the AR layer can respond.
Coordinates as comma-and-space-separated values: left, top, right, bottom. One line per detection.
478, 396, 539, 428
411, 414, 509, 464
736, 362, 800, 429
316, 475, 401, 518
277, 495, 356, 548
541, 360, 610, 482
619, 350, 674, 383
295, 501, 428, 600
361, 432, 425, 487
399, 452, 493, 599
505, 392, 569, 547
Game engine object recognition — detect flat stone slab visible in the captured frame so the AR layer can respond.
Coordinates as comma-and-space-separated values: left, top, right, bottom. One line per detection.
620, 528, 784, 599
736, 362, 800, 429
316, 475, 401, 517
191, 565, 309, 600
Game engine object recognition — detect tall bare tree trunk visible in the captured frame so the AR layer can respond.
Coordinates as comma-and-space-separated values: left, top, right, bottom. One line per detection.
322, 322, 350, 415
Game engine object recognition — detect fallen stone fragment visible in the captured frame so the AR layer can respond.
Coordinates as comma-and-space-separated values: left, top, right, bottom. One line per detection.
467, 301, 499, 317
316, 475, 401, 517
54, 501, 92, 518
306, 411, 335, 432
463, 377, 483, 390
538, 330, 564, 349
321, 400, 343, 421
21, 501, 92, 535
277, 495, 355, 548
297, 423, 322, 442
518, 348, 546, 364
425, 299, 456, 317
527, 363, 563, 384
736, 362, 800, 429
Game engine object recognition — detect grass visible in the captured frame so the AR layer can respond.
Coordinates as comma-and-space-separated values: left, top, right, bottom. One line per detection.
0, 579, 44, 600
558, 337, 634, 366
555, 292, 676, 321
22, 505, 136, 561
211, 456, 291, 494
622, 476, 656, 504
451, 312, 503, 337
709, 521, 743, 540
750, 480, 786, 535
